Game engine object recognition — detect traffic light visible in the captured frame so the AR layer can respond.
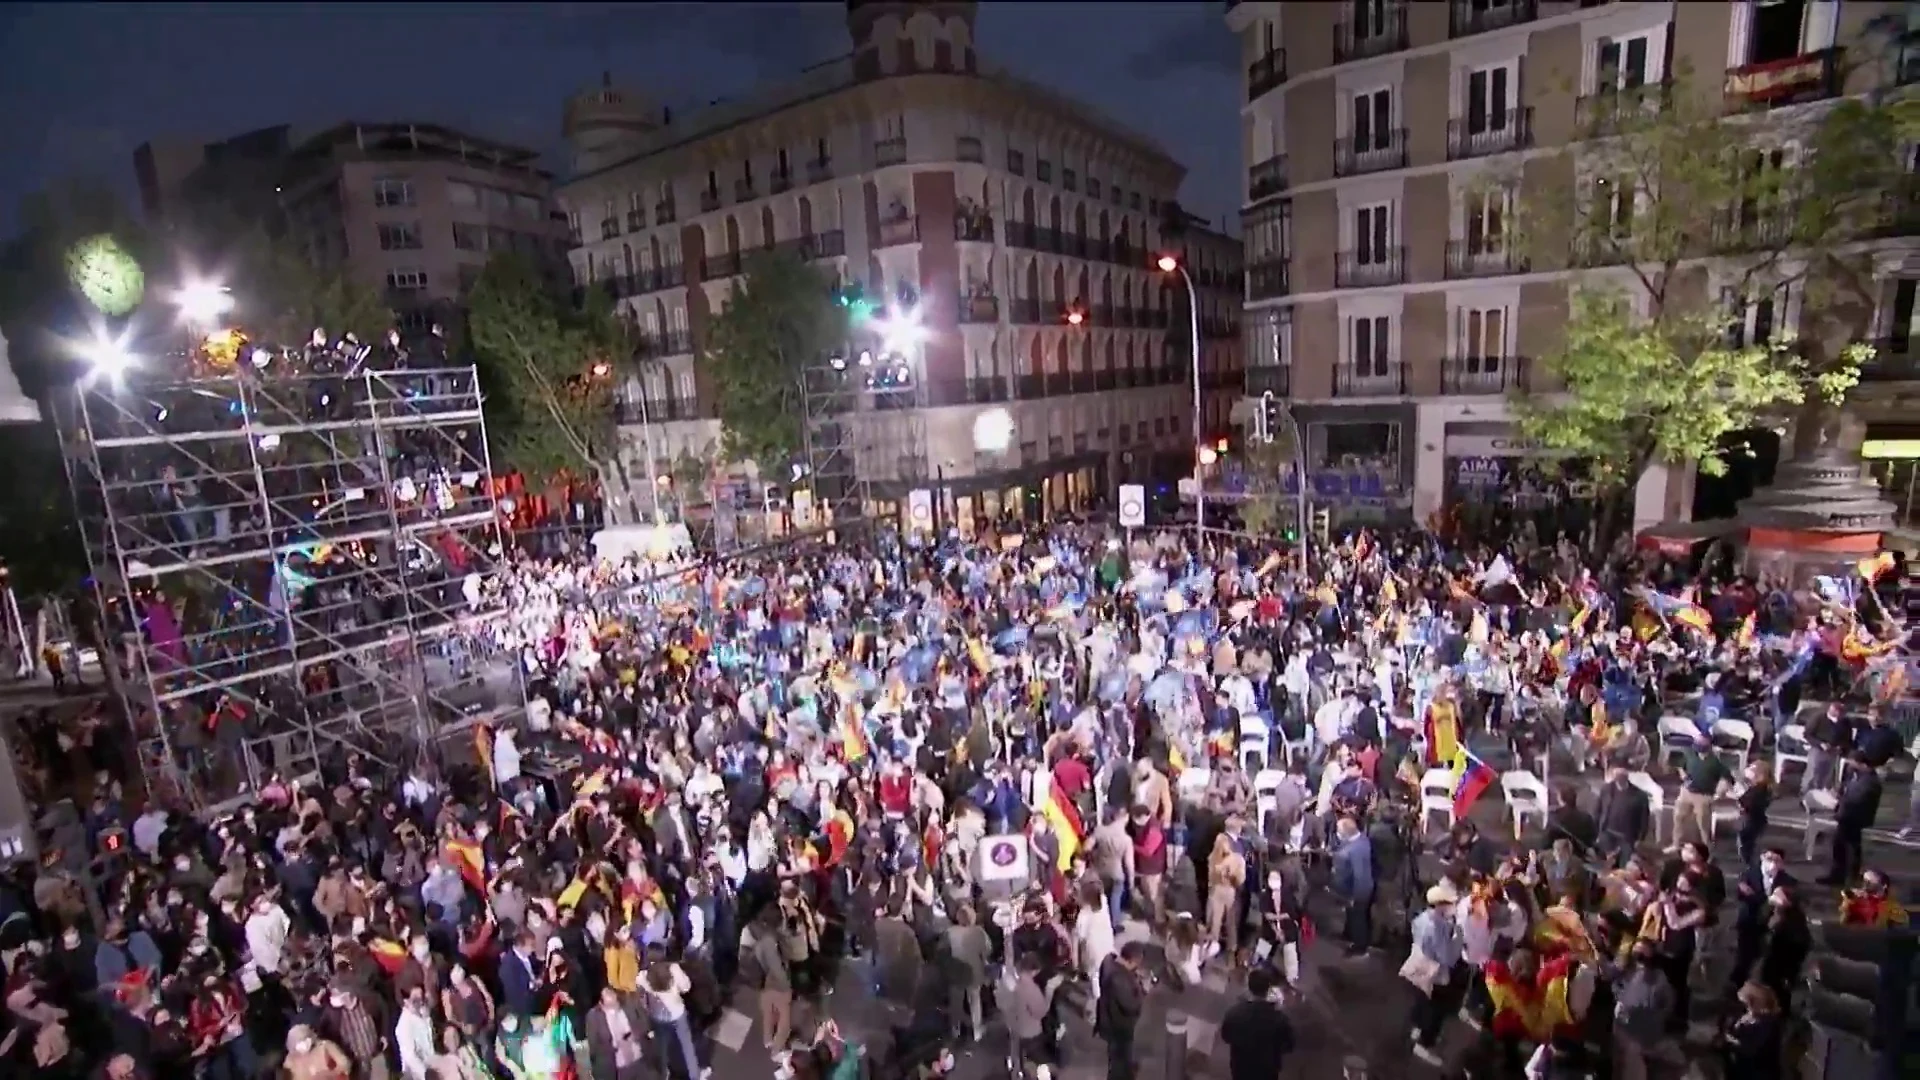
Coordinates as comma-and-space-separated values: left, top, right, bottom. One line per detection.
1259, 394, 1286, 444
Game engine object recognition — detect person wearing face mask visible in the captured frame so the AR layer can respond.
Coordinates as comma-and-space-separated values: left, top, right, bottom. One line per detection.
1255, 861, 1305, 988
283, 1023, 352, 1080
1729, 847, 1793, 993
187, 972, 259, 1080
1592, 767, 1651, 868
321, 982, 390, 1080
394, 990, 438, 1080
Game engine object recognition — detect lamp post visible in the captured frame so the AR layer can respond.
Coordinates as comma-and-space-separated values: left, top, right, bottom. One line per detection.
1158, 255, 1205, 535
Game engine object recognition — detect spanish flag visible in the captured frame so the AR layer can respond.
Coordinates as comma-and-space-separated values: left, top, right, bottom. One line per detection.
1484, 953, 1576, 1042
839, 707, 869, 761
1038, 777, 1085, 870
1857, 551, 1896, 583
1840, 889, 1910, 928
1423, 699, 1461, 767
1841, 628, 1896, 665
966, 636, 992, 675
1734, 611, 1756, 650
822, 809, 856, 867
369, 937, 408, 975
1167, 742, 1188, 774
474, 724, 494, 785
444, 837, 486, 893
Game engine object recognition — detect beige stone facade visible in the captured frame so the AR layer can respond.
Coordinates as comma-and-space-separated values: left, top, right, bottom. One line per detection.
1227, 0, 1917, 529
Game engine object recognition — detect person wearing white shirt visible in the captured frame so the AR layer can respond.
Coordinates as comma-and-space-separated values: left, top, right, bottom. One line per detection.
395, 993, 438, 1080
641, 962, 710, 1080
492, 727, 522, 788
1311, 694, 1347, 764
1073, 881, 1117, 1012
244, 895, 291, 976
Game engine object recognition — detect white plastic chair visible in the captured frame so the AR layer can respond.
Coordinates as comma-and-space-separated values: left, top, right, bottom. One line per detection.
1253, 768, 1284, 834
1238, 713, 1271, 773
1500, 769, 1550, 839
1774, 724, 1812, 787
1276, 724, 1310, 770
1627, 770, 1668, 845
1656, 715, 1700, 770
1419, 767, 1457, 833
1176, 767, 1211, 805
1709, 717, 1755, 774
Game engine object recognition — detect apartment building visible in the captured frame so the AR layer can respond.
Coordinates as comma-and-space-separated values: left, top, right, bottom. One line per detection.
1228, 0, 1919, 531
277, 122, 573, 335
558, 0, 1192, 524
1164, 211, 1247, 448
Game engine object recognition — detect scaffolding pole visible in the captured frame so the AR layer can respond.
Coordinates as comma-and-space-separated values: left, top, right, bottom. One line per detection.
54, 361, 526, 812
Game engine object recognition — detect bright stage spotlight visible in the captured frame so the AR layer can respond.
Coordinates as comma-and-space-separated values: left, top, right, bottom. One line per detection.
174, 279, 234, 326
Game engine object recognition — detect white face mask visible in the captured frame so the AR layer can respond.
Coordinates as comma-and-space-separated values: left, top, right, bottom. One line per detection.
411, 943, 429, 959
294, 1040, 315, 1055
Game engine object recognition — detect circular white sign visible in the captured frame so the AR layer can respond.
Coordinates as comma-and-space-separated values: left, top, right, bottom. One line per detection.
910, 498, 931, 524
1120, 496, 1143, 522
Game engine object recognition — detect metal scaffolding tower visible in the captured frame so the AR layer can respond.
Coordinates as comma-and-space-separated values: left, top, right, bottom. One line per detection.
53, 355, 521, 811
797, 338, 928, 527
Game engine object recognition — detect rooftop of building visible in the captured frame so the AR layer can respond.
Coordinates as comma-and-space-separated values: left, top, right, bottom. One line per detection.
286, 121, 551, 180
564, 53, 1180, 188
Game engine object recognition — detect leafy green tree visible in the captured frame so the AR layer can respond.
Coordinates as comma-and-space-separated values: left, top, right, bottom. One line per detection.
228, 229, 392, 347
703, 249, 846, 474
467, 254, 637, 513
1499, 68, 1904, 548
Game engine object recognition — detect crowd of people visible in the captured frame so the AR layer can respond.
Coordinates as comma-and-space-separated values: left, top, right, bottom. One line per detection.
0, 519, 1913, 1080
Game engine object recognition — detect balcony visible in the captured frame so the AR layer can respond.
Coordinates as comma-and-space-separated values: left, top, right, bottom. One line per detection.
1725, 48, 1843, 111
1248, 258, 1290, 300
1709, 210, 1796, 254
1248, 155, 1288, 202
1005, 220, 1039, 249
1871, 180, 1920, 238
924, 376, 1013, 406
1110, 240, 1136, 266
1246, 365, 1291, 398
1334, 360, 1408, 397
769, 170, 793, 195
798, 230, 846, 260
875, 136, 907, 166
1444, 239, 1528, 279
876, 215, 920, 248
1085, 237, 1113, 263
1009, 297, 1046, 325
626, 209, 646, 231
642, 263, 686, 292
1060, 233, 1088, 260
1574, 82, 1670, 138
1861, 337, 1919, 383
1334, 130, 1409, 177
1450, 0, 1536, 38
957, 294, 1000, 324
699, 189, 721, 213
1441, 356, 1529, 395
1335, 7, 1409, 64
1247, 48, 1287, 101
807, 157, 834, 184
635, 328, 693, 360
702, 251, 741, 280
734, 178, 757, 202
1447, 108, 1533, 160
1335, 248, 1406, 288
655, 200, 676, 225
615, 396, 701, 424
599, 218, 619, 241
956, 136, 984, 163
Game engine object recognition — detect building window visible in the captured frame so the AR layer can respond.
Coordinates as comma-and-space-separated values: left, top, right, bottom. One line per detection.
1036, 158, 1053, 183
1455, 306, 1508, 367
1087, 176, 1103, 199
1724, 283, 1794, 348
1354, 203, 1392, 264
448, 181, 480, 209
1885, 278, 1917, 344
1007, 149, 1026, 176
1252, 308, 1291, 368
386, 268, 428, 292
378, 223, 422, 251
1591, 177, 1635, 239
513, 193, 542, 217
1464, 65, 1513, 136
1352, 88, 1393, 151
452, 222, 485, 251
1062, 168, 1078, 192
1349, 314, 1391, 376
1595, 34, 1651, 91
1463, 188, 1508, 253
373, 178, 415, 208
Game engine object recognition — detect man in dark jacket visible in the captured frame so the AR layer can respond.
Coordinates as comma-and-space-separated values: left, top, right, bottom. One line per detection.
1593, 767, 1651, 866
1096, 943, 1147, 1080
1819, 755, 1882, 885
1220, 966, 1295, 1080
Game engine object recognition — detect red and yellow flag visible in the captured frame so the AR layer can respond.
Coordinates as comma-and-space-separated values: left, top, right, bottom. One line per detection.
444, 837, 485, 893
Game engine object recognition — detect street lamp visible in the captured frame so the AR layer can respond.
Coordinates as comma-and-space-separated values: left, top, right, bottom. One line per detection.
1157, 254, 1206, 534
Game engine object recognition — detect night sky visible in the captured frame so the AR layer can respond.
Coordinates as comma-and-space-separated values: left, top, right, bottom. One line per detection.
0, 2, 1241, 237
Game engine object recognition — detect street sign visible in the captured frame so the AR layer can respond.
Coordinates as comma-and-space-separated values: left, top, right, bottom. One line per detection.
791, 489, 815, 528
907, 488, 933, 531
975, 832, 1030, 884
1118, 483, 1146, 527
